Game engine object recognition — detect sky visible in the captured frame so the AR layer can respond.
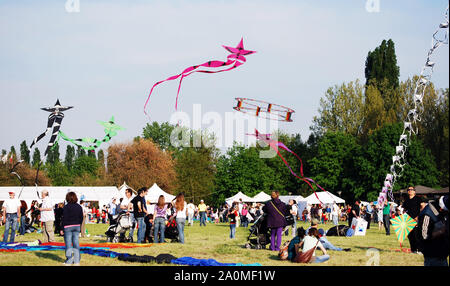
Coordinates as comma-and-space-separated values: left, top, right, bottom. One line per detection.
0, 0, 448, 157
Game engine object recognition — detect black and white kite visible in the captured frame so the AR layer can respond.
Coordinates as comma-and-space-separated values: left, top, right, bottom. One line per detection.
30, 99, 73, 156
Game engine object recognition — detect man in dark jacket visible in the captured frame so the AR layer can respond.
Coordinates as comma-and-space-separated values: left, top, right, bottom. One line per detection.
417, 197, 449, 266
402, 186, 422, 253
262, 191, 288, 251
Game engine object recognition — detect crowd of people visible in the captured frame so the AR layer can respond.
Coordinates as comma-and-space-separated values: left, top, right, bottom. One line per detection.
1, 186, 448, 266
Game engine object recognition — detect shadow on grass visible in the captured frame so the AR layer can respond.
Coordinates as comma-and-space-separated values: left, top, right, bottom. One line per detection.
34, 251, 65, 263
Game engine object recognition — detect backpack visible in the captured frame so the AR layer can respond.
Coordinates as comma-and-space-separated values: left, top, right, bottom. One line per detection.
278, 240, 291, 260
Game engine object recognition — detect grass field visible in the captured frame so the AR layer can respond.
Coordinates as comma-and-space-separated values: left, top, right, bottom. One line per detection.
0, 220, 425, 266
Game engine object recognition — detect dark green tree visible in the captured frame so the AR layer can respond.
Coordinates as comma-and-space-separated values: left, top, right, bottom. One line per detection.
87, 150, 96, 159
76, 146, 86, 159
47, 161, 72, 186
65, 145, 76, 171
365, 39, 400, 91
20, 140, 31, 165
142, 121, 177, 151
308, 132, 363, 201
97, 149, 105, 166
32, 148, 41, 167
46, 143, 60, 165
356, 123, 440, 201
72, 155, 99, 177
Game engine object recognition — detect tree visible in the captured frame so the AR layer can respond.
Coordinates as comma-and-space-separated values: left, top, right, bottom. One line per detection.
308, 132, 363, 201
32, 148, 41, 167
20, 140, 31, 165
9, 146, 17, 161
88, 150, 96, 159
175, 147, 217, 205
47, 161, 72, 186
106, 139, 177, 192
46, 143, 60, 165
365, 39, 400, 91
97, 149, 105, 166
64, 145, 76, 171
142, 121, 177, 151
311, 80, 365, 137
76, 146, 86, 159
356, 123, 440, 201
72, 155, 99, 178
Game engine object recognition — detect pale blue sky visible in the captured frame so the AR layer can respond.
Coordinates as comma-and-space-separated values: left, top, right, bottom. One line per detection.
0, 0, 448, 155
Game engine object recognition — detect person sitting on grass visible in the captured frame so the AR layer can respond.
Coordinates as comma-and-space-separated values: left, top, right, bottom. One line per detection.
317, 228, 351, 252
306, 220, 350, 252
301, 228, 330, 263
287, 227, 306, 261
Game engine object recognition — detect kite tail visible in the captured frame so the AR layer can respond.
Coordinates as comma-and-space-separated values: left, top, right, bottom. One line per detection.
274, 148, 324, 205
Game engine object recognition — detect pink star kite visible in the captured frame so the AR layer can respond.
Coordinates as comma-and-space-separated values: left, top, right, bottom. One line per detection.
144, 38, 256, 116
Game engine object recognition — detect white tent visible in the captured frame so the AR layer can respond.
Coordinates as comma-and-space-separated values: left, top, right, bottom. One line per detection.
252, 191, 271, 203
225, 191, 254, 206
145, 183, 175, 204
304, 191, 345, 205
0, 186, 120, 208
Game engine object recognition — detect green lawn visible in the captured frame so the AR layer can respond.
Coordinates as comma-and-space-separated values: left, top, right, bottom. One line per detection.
0, 220, 425, 266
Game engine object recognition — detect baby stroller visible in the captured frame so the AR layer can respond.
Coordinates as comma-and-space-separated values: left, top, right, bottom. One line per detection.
105, 212, 133, 243
164, 216, 179, 243
245, 214, 271, 249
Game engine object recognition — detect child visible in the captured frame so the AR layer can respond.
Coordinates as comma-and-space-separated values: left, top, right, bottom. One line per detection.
227, 205, 239, 239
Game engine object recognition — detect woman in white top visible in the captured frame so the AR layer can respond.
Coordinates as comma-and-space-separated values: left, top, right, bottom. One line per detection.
187, 200, 195, 226
302, 228, 329, 263
174, 193, 188, 244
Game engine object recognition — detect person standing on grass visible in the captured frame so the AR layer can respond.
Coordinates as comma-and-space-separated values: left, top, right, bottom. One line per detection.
19, 201, 28, 236
107, 198, 117, 225
39, 190, 55, 242
401, 186, 422, 254
131, 187, 149, 243
198, 200, 207, 227
365, 202, 374, 229
417, 197, 449, 266
120, 188, 135, 241
174, 193, 187, 244
262, 190, 288, 251
153, 195, 167, 243
2, 191, 21, 243
382, 199, 392, 235
187, 200, 195, 226
331, 202, 339, 226
287, 200, 298, 238
241, 204, 249, 228
227, 204, 239, 239
79, 200, 88, 238
61, 191, 84, 266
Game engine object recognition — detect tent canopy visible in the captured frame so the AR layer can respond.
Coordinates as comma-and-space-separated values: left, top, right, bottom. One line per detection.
226, 191, 254, 205
252, 191, 271, 202
145, 183, 175, 204
0, 186, 120, 208
304, 191, 345, 205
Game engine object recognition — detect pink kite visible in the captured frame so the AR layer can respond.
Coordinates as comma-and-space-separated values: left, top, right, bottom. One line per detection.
248, 129, 334, 206
144, 38, 256, 116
